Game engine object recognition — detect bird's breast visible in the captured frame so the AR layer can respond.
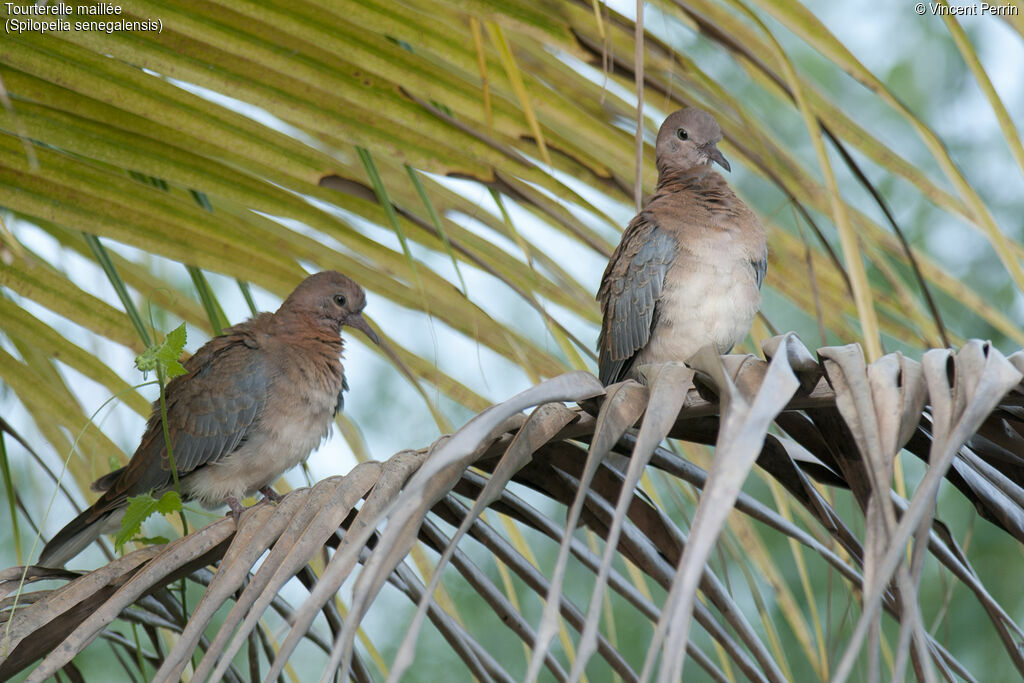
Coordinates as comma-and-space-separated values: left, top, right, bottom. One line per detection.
634, 253, 761, 369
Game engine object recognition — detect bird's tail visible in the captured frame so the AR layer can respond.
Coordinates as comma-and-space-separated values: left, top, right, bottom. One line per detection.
37, 506, 124, 568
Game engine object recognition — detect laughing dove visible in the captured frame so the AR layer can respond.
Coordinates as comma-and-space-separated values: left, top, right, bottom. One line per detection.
597, 107, 767, 384
39, 271, 380, 567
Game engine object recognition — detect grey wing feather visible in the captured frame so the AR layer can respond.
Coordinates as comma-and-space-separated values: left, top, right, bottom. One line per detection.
169, 349, 267, 473
597, 214, 677, 385
125, 341, 269, 494
334, 374, 349, 415
752, 245, 767, 289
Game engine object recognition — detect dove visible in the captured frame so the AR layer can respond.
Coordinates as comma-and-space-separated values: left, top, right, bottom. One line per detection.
39, 271, 379, 566
597, 107, 767, 384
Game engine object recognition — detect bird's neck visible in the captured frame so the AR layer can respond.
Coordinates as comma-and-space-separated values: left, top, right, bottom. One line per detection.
269, 311, 344, 354
655, 165, 714, 190
651, 166, 739, 214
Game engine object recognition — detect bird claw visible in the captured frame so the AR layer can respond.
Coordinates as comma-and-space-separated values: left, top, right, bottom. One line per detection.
225, 496, 245, 523
225, 489, 280, 525
258, 486, 283, 503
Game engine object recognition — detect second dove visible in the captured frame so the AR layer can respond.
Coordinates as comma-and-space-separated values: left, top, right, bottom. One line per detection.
597, 107, 767, 385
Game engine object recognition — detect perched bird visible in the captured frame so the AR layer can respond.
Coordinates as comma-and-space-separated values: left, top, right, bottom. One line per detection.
39, 271, 380, 567
597, 107, 767, 385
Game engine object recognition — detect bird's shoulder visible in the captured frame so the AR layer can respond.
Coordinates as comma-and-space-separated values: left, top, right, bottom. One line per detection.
163, 324, 273, 440
182, 314, 271, 373
599, 212, 676, 298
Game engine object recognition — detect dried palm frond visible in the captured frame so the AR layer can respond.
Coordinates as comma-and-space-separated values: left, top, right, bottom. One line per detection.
4, 336, 1023, 681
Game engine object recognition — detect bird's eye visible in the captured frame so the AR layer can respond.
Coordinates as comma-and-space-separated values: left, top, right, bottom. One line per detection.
676, 128, 688, 141
333, 294, 347, 307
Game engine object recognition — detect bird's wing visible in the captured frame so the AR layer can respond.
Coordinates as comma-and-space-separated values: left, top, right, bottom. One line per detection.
752, 244, 768, 289
103, 335, 270, 501
597, 212, 677, 385
165, 339, 268, 473
334, 373, 350, 415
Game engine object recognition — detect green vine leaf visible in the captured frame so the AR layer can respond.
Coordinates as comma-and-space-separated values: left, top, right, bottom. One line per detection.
114, 490, 182, 553
135, 323, 188, 379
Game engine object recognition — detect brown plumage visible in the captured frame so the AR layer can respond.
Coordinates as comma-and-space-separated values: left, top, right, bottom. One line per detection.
597, 108, 767, 385
39, 271, 380, 567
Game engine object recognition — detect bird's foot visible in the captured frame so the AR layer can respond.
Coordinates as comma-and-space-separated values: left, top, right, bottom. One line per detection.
225, 496, 245, 523
258, 486, 283, 503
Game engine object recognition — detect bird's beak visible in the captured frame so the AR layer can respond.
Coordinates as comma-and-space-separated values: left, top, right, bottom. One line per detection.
344, 312, 381, 346
701, 143, 731, 172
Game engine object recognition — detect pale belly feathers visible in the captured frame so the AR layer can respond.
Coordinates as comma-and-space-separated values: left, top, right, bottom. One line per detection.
631, 230, 760, 371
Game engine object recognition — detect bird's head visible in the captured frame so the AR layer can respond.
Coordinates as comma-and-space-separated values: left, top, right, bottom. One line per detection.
655, 107, 730, 177
279, 271, 381, 345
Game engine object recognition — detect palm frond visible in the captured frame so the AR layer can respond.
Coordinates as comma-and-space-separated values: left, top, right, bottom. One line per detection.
5, 338, 1024, 680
